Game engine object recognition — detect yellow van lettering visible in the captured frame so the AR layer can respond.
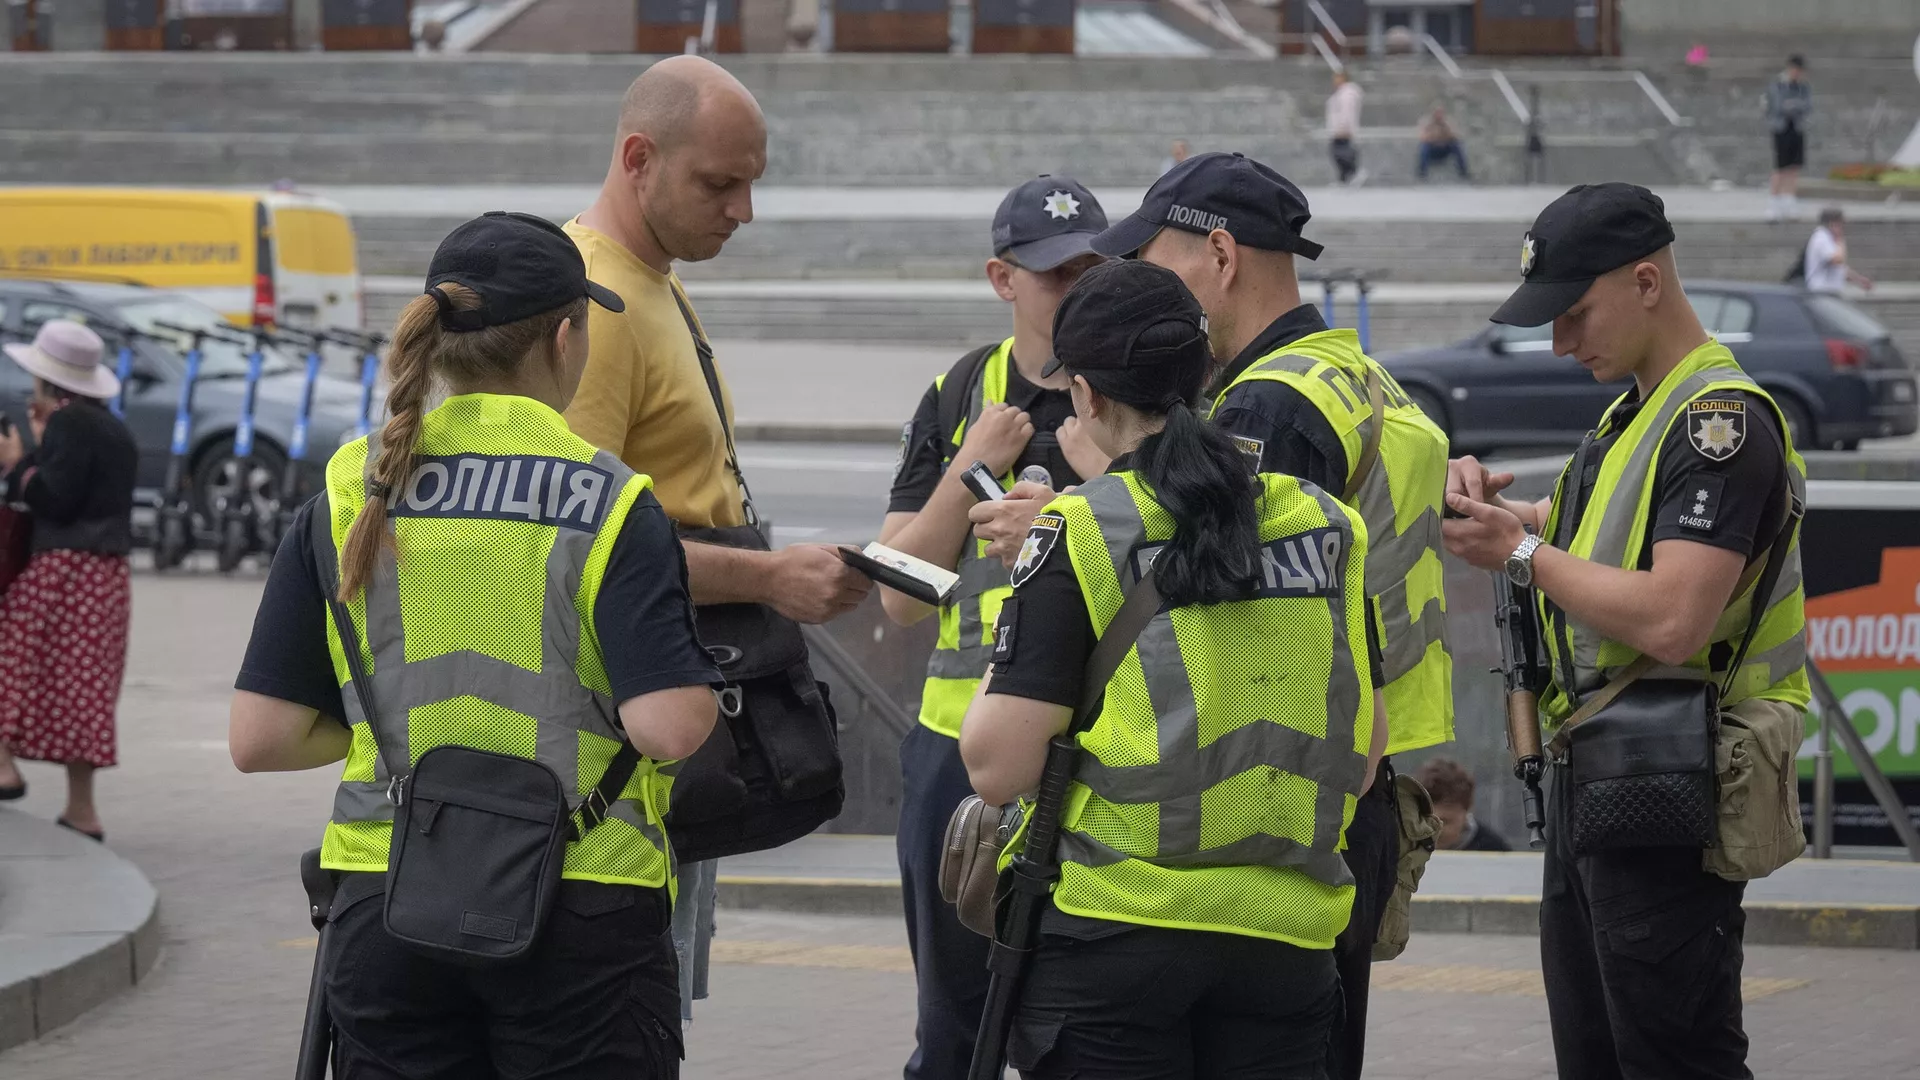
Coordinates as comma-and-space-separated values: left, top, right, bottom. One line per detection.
87, 242, 240, 267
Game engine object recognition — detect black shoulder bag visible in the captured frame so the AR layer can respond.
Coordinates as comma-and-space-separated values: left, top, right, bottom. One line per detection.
1550, 482, 1800, 857
665, 287, 844, 862
323, 596, 644, 965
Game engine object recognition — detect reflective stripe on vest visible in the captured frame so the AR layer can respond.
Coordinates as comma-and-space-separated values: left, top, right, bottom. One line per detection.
919, 338, 1015, 738
1538, 342, 1810, 724
1212, 328, 1454, 754
1036, 470, 1374, 947
314, 394, 675, 889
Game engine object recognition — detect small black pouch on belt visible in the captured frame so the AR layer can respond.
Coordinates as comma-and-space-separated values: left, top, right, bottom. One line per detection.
324, 597, 641, 966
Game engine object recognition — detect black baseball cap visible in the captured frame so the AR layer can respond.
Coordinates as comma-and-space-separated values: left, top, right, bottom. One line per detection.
1093, 152, 1323, 261
1040, 260, 1207, 379
991, 176, 1109, 272
1490, 183, 1677, 328
426, 211, 624, 332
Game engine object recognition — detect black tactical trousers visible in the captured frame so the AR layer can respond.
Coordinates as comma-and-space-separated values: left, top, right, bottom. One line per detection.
1540, 766, 1752, 1080
322, 875, 682, 1080
897, 723, 993, 1080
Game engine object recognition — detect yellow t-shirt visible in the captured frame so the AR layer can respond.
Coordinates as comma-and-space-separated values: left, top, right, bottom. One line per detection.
562, 218, 746, 529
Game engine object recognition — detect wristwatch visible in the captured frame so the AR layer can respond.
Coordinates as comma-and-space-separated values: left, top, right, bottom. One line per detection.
1504, 534, 1543, 588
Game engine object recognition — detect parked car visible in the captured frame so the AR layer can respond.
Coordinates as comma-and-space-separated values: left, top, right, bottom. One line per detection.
1380, 281, 1918, 454
0, 279, 374, 527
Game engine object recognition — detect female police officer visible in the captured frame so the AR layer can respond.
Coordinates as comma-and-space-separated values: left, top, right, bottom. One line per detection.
960, 259, 1387, 1079
229, 211, 719, 1078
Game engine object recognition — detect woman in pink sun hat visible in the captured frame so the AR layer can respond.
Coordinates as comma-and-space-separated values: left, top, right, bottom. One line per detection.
0, 319, 140, 842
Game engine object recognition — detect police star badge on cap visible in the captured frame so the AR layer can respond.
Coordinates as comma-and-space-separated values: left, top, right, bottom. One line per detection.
1043, 190, 1082, 221
1520, 233, 1537, 278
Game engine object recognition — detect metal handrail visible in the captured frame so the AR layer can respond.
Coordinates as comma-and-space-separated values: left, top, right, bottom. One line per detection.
1491, 69, 1531, 125
1305, 0, 1347, 47
1630, 70, 1688, 127
1163, 0, 1275, 59
1309, 32, 1344, 74
1807, 661, 1920, 862
799, 623, 918, 740
1417, 32, 1461, 78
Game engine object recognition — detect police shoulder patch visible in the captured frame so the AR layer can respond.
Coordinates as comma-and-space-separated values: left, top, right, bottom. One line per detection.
893, 421, 914, 482
1688, 399, 1746, 461
1231, 434, 1266, 475
1010, 512, 1065, 589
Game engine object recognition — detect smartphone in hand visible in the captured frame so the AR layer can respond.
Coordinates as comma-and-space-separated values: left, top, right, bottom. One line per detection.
960, 460, 1006, 503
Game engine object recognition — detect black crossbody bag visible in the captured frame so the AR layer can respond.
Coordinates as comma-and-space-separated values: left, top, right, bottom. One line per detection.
664, 288, 844, 862
1548, 480, 1800, 857
324, 596, 645, 965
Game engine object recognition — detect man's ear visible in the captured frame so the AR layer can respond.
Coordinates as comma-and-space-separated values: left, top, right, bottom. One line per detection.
620, 132, 657, 181
1208, 229, 1238, 290
1635, 261, 1663, 309
986, 258, 1018, 303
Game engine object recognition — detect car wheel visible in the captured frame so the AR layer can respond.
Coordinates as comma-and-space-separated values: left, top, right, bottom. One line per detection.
1774, 395, 1816, 452
192, 437, 287, 526
1406, 387, 1451, 438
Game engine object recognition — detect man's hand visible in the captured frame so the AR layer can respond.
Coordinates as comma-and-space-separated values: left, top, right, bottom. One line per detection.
765, 544, 873, 624
970, 480, 1054, 568
1056, 417, 1110, 482
1445, 454, 1515, 505
1442, 493, 1528, 572
954, 403, 1034, 477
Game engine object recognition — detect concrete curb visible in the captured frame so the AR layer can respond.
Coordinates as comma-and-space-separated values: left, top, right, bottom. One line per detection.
715, 876, 1920, 950
0, 810, 162, 1052
733, 422, 902, 445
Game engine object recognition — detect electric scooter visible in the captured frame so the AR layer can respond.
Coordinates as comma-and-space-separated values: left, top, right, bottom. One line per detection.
150, 321, 217, 571
266, 326, 328, 551
215, 322, 275, 573
342, 330, 386, 439
109, 336, 135, 420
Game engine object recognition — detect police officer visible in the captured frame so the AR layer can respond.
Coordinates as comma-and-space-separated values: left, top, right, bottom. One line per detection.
961, 259, 1388, 1079
876, 174, 1111, 1080
1443, 183, 1807, 1080
1091, 151, 1454, 1080
229, 212, 720, 1077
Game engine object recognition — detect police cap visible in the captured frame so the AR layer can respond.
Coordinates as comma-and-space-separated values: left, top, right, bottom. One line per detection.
1041, 260, 1207, 380
992, 175, 1109, 272
1491, 182, 1677, 328
1092, 152, 1323, 261
426, 211, 624, 332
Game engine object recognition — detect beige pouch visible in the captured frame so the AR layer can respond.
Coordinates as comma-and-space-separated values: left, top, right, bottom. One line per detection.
1703, 697, 1806, 881
940, 795, 1017, 937
1373, 773, 1443, 961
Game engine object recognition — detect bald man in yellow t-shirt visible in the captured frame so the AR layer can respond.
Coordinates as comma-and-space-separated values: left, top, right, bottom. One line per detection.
565, 55, 871, 1028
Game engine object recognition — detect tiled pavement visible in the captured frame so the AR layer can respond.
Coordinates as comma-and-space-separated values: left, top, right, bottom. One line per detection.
3, 569, 1918, 1080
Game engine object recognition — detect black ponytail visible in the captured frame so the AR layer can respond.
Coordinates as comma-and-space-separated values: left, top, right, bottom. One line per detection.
1133, 401, 1262, 607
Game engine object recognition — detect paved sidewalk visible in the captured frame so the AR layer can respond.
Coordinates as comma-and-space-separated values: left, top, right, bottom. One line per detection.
3, 561, 1919, 1078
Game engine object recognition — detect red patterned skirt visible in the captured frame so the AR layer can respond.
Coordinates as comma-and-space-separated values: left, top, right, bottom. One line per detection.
0, 550, 131, 768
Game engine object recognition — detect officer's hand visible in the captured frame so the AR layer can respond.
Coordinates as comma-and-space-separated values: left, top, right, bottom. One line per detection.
970, 481, 1055, 568
954, 403, 1035, 477
1446, 455, 1516, 505
1442, 493, 1528, 572
768, 544, 873, 624
1056, 418, 1111, 481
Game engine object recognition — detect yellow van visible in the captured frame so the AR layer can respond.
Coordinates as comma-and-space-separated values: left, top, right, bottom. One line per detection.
0, 187, 362, 331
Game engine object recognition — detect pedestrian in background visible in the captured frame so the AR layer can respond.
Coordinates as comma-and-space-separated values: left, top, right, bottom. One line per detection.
1802, 207, 1873, 294
1415, 757, 1511, 852
0, 319, 139, 842
1326, 70, 1365, 185
564, 54, 872, 1029
1765, 54, 1811, 221
1160, 138, 1190, 176
1416, 105, 1469, 181
876, 173, 1109, 1080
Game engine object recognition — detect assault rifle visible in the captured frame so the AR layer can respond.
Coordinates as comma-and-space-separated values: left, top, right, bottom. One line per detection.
1491, 544, 1549, 849
968, 571, 1162, 1080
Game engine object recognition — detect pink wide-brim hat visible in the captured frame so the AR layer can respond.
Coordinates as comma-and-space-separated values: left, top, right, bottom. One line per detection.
3, 318, 120, 400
